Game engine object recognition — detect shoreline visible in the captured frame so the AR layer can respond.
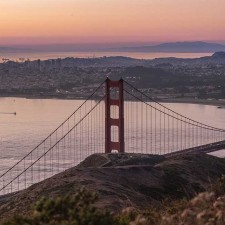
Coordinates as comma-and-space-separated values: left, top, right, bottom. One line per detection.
160, 98, 225, 107
1, 94, 225, 107
0, 52, 213, 63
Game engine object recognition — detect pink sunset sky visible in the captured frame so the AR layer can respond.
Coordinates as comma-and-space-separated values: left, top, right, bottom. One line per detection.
0, 0, 225, 46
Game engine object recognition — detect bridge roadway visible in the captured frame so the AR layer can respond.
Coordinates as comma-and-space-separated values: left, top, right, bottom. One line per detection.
165, 140, 225, 157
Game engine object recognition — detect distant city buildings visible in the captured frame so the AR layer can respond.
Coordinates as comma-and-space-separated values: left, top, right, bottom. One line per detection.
0, 55, 225, 99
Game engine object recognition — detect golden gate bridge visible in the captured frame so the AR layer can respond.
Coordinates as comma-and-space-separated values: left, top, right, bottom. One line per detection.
1, 78, 225, 195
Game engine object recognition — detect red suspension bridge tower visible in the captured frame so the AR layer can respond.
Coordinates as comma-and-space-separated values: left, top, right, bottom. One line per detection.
105, 78, 125, 153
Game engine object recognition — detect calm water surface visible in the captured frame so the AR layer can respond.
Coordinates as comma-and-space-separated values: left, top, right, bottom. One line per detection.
0, 52, 212, 62
0, 97, 225, 170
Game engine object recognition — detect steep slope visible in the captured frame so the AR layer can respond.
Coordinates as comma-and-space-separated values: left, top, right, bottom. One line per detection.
0, 153, 225, 220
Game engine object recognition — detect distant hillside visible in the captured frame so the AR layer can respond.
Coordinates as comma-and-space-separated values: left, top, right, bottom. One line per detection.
0, 46, 32, 53
2, 42, 225, 54
212, 51, 225, 59
0, 47, 14, 52
110, 41, 225, 53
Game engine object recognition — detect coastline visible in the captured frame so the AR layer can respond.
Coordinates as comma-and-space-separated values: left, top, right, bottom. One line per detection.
160, 98, 225, 107
1, 94, 225, 107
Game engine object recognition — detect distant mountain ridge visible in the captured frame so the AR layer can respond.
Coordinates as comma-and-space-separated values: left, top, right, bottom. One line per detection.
1, 41, 225, 53
109, 41, 225, 53
0, 46, 32, 53
212, 51, 225, 59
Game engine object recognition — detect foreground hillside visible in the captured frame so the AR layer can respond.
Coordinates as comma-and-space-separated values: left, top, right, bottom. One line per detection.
0, 153, 225, 221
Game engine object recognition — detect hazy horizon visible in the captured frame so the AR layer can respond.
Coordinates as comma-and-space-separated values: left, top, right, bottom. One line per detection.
1, 41, 225, 52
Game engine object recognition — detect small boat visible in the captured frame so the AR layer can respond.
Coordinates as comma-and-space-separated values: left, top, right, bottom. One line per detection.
217, 106, 225, 109
0, 112, 17, 115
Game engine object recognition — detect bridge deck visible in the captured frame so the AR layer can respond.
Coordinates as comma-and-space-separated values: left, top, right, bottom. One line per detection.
165, 140, 225, 157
